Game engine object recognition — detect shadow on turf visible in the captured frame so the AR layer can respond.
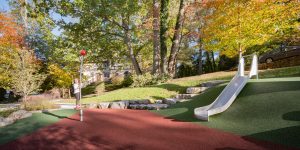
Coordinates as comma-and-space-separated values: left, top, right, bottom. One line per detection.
244, 125, 300, 149
42, 112, 79, 121
282, 111, 300, 121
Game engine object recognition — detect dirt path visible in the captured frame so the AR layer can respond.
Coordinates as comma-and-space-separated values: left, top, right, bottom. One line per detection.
0, 109, 295, 150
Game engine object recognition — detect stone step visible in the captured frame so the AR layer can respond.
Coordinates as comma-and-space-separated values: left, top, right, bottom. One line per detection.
129, 104, 169, 110
98, 99, 151, 109
186, 87, 210, 94
175, 94, 198, 99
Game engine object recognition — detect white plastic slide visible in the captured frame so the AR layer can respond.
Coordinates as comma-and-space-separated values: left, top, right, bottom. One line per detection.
194, 54, 258, 121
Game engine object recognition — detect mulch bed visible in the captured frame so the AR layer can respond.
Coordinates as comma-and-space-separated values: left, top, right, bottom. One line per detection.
0, 109, 296, 150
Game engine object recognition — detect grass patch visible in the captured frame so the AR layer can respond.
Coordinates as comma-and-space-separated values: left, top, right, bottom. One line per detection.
259, 66, 300, 78
0, 109, 77, 145
152, 77, 300, 148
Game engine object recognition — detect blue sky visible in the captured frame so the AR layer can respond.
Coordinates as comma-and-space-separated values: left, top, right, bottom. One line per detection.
0, 0, 10, 12
0, 0, 77, 36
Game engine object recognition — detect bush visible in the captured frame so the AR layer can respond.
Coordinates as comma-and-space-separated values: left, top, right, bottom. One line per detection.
131, 73, 171, 87
94, 82, 105, 95
105, 84, 123, 91
122, 75, 134, 87
21, 97, 58, 111
111, 76, 124, 85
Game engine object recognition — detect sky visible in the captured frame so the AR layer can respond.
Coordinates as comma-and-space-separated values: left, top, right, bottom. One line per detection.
0, 0, 77, 36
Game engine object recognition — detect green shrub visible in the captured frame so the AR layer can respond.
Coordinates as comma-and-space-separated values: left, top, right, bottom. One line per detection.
94, 82, 105, 95
122, 75, 134, 87
105, 84, 123, 91
131, 73, 171, 87
21, 97, 58, 111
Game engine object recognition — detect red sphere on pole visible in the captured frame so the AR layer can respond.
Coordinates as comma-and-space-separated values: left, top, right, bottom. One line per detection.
80, 49, 87, 56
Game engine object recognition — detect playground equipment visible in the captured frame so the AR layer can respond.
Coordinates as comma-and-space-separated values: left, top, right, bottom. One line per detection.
194, 54, 258, 121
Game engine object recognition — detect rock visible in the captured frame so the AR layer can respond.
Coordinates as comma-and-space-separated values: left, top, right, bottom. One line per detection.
148, 104, 168, 110
129, 104, 138, 109
128, 100, 138, 104
129, 104, 169, 110
0, 117, 13, 127
98, 102, 110, 109
110, 101, 129, 109
120, 100, 130, 107
176, 94, 198, 99
154, 100, 163, 104
163, 98, 177, 105
186, 87, 210, 94
8, 110, 32, 121
201, 80, 227, 87
137, 99, 151, 104
88, 103, 98, 108
0, 110, 32, 127
138, 104, 147, 109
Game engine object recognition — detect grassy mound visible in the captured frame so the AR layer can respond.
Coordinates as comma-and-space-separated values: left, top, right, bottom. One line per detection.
152, 77, 300, 148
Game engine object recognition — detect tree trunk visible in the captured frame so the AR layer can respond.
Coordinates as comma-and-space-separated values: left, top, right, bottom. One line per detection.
68, 89, 71, 98
198, 48, 203, 75
167, 0, 185, 76
152, 0, 161, 75
124, 29, 143, 75
211, 51, 216, 72
62, 88, 65, 98
206, 51, 213, 72
160, 0, 169, 74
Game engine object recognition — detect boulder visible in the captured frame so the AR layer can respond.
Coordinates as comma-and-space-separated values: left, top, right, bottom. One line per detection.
154, 100, 163, 104
120, 100, 130, 107
0, 110, 32, 127
0, 117, 13, 127
128, 100, 138, 104
8, 110, 32, 121
110, 101, 128, 109
137, 99, 151, 104
128, 104, 138, 109
147, 104, 168, 110
88, 103, 98, 109
186, 87, 210, 94
98, 102, 110, 109
163, 98, 177, 105
176, 94, 198, 99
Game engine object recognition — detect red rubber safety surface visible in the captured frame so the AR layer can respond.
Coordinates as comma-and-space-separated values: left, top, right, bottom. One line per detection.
0, 109, 296, 150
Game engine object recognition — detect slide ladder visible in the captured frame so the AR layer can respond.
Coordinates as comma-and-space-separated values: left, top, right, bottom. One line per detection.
194, 54, 258, 121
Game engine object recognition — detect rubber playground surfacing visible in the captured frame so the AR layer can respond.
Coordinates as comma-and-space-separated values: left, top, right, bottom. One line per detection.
0, 109, 295, 150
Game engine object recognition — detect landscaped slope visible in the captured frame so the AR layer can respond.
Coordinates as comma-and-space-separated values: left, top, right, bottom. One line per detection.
152, 77, 300, 148
59, 66, 300, 104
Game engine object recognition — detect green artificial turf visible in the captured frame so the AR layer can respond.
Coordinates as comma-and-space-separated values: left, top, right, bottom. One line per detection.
152, 77, 300, 148
0, 109, 77, 145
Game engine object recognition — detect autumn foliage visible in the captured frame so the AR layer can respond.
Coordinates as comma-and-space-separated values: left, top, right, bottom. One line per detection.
0, 13, 24, 49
